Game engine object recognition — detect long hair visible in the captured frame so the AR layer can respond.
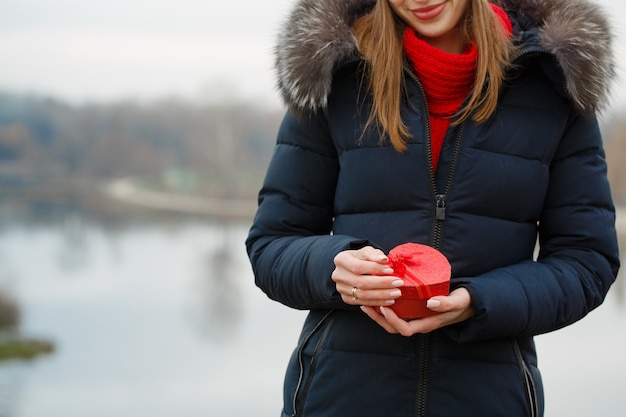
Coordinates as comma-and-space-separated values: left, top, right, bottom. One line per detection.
353, 0, 513, 152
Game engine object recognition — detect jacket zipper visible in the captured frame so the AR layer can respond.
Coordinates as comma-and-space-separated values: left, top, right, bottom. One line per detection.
414, 333, 430, 417
403, 38, 549, 417
404, 65, 467, 417
404, 64, 466, 250
512, 339, 540, 417
292, 311, 335, 417
429, 124, 465, 249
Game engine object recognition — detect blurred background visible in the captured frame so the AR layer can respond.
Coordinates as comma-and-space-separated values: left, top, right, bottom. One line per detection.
0, 1, 624, 416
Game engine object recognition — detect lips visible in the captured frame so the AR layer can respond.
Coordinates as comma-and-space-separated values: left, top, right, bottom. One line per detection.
412, 2, 446, 20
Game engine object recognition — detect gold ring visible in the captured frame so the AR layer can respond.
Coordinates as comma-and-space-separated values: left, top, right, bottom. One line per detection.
351, 287, 358, 301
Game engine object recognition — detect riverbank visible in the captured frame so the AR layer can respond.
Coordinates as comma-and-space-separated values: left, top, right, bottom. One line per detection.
0, 336, 54, 361
104, 178, 258, 220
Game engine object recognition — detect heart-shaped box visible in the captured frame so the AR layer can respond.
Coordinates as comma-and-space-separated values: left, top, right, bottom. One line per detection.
376, 243, 451, 319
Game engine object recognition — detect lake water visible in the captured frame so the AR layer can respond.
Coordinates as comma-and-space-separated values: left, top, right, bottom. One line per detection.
0, 204, 624, 417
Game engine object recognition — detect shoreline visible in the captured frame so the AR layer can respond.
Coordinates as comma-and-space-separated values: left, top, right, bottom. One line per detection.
104, 178, 258, 220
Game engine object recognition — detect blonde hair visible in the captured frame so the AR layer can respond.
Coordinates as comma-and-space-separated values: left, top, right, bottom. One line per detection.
353, 0, 514, 152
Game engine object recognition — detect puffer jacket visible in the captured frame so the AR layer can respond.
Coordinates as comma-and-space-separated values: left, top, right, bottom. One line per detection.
246, 1, 620, 416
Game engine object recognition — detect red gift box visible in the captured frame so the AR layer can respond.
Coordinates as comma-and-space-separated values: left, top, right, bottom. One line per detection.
376, 243, 451, 319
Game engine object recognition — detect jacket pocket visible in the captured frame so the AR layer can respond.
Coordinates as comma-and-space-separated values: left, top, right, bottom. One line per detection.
512, 339, 540, 417
289, 310, 336, 417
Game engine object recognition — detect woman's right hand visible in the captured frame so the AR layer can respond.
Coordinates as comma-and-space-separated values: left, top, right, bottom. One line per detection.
332, 246, 405, 306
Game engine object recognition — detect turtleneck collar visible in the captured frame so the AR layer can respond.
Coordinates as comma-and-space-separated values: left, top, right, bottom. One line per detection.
404, 31, 478, 117
402, 4, 512, 117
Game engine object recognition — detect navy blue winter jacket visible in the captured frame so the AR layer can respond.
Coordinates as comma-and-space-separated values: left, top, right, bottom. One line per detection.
246, 1, 620, 416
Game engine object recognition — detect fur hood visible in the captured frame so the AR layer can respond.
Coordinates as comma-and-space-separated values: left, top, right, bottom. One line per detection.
275, 0, 615, 114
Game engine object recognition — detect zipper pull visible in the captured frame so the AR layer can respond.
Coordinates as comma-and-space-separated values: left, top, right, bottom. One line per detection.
435, 194, 446, 220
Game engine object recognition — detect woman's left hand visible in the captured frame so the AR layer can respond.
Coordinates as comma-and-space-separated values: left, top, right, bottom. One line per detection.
360, 288, 474, 336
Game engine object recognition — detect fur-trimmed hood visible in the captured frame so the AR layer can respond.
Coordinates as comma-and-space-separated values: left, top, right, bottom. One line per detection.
275, 0, 615, 114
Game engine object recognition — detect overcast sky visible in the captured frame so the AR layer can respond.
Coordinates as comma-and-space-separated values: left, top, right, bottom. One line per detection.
0, 0, 624, 111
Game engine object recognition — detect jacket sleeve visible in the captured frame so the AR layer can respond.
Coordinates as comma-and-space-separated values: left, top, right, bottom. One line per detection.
246, 109, 365, 310
448, 111, 620, 342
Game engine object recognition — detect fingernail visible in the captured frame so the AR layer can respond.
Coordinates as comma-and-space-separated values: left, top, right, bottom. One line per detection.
390, 289, 402, 298
382, 267, 394, 275
380, 306, 387, 316
392, 280, 405, 287
360, 306, 368, 313
377, 254, 388, 261
385, 300, 396, 305
426, 300, 441, 310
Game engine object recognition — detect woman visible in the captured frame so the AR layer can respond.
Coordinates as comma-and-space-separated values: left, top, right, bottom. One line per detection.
246, 0, 620, 416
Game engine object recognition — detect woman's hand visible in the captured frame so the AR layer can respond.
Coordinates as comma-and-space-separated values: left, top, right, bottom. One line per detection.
332, 246, 405, 307
360, 288, 475, 336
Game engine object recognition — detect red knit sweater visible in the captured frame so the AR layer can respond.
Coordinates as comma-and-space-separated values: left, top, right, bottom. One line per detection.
403, 5, 512, 172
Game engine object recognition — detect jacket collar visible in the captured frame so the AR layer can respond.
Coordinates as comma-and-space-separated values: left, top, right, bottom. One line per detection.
275, 0, 615, 114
